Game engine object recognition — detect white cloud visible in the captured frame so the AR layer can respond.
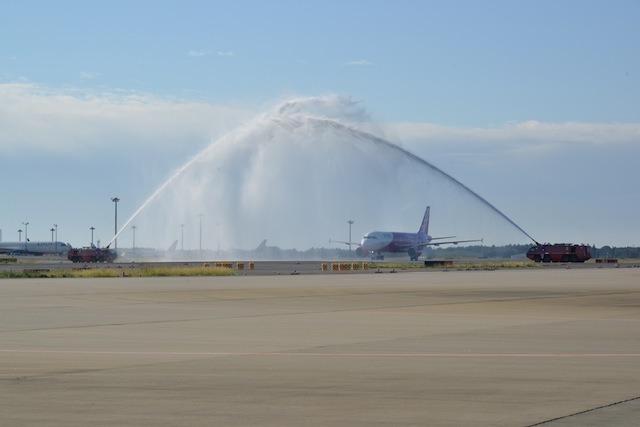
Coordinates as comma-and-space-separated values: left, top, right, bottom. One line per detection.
3, 82, 636, 165
390, 120, 640, 155
344, 59, 373, 66
188, 50, 236, 58
80, 70, 100, 80
188, 50, 212, 57
0, 82, 253, 157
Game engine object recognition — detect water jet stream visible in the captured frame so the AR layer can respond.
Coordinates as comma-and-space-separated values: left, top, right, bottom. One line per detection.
108, 96, 536, 250
331, 120, 538, 244
106, 152, 205, 248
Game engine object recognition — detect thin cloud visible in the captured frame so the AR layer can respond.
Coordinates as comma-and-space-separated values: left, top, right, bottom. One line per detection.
387, 120, 640, 172
392, 121, 640, 148
188, 50, 212, 57
344, 59, 373, 66
0, 82, 252, 156
80, 71, 100, 80
188, 50, 236, 58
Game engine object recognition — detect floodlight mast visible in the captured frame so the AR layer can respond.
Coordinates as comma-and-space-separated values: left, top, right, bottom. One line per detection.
22, 222, 29, 251
111, 197, 120, 251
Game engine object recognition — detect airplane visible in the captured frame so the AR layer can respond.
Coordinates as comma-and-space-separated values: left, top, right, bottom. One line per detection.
166, 240, 179, 252
117, 240, 181, 260
0, 240, 72, 256
332, 206, 482, 261
226, 239, 269, 259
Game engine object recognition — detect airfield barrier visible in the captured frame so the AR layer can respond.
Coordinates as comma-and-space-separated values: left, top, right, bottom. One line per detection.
207, 261, 255, 270
235, 262, 255, 270
214, 262, 234, 269
326, 262, 369, 272
0, 258, 17, 263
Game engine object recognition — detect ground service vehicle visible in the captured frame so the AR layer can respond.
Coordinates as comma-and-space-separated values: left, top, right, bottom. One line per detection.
526, 243, 591, 263
68, 247, 118, 263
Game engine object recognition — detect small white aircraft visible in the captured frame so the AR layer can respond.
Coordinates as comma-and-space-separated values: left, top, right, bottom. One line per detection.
333, 206, 482, 261
0, 241, 72, 256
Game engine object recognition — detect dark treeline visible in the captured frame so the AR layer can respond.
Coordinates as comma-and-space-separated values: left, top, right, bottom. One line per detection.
278, 244, 640, 260
426, 244, 640, 259
147, 243, 639, 260
591, 246, 640, 259
427, 244, 530, 259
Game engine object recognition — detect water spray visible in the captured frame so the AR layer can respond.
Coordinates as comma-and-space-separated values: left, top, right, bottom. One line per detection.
111, 96, 537, 250
106, 148, 214, 248
329, 120, 539, 244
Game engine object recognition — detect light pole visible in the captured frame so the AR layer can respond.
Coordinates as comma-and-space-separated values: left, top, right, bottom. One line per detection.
217, 221, 220, 258
347, 220, 354, 254
180, 224, 185, 251
90, 227, 95, 246
131, 225, 137, 254
22, 222, 29, 250
50, 227, 55, 242
197, 213, 204, 258
18, 229, 22, 242
53, 224, 58, 255
111, 197, 120, 251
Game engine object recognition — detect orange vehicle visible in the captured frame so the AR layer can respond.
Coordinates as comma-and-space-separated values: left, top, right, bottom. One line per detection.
526, 243, 591, 263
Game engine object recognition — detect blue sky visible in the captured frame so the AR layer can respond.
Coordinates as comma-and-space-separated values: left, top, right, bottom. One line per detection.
1, 0, 639, 249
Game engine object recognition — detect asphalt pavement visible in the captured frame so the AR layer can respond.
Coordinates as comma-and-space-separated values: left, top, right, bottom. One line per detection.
1, 268, 640, 426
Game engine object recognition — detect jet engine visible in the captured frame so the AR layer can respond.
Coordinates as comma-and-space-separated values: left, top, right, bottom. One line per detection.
355, 247, 367, 257
407, 247, 421, 261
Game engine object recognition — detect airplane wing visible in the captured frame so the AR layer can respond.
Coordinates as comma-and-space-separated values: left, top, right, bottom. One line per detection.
329, 239, 361, 247
394, 239, 483, 252
424, 238, 483, 247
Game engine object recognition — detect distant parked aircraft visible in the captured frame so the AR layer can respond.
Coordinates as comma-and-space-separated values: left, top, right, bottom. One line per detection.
227, 239, 268, 258
0, 241, 72, 256
166, 240, 179, 252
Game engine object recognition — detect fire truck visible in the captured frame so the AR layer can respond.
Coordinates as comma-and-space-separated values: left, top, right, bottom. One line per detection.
68, 246, 118, 263
526, 243, 591, 263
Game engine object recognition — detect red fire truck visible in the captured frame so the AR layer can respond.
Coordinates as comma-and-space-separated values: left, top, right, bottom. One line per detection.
68, 247, 118, 263
526, 243, 591, 263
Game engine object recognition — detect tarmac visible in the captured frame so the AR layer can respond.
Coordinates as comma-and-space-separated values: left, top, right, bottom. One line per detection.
1, 267, 640, 426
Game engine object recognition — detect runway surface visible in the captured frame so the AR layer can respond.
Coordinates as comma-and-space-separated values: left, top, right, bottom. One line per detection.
2, 268, 640, 426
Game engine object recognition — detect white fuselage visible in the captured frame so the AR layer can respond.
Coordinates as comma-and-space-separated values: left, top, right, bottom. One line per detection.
0, 241, 72, 255
359, 231, 431, 254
